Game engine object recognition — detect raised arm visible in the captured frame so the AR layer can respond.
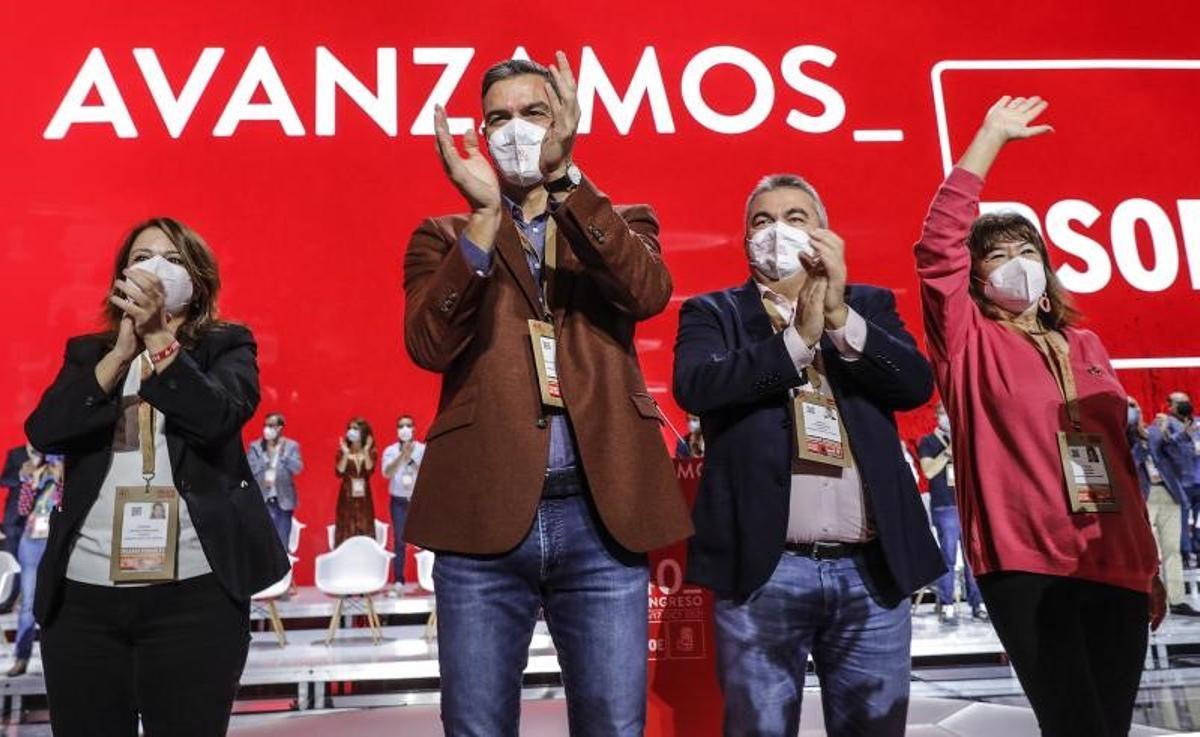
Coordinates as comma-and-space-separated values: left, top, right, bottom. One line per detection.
915, 96, 1054, 361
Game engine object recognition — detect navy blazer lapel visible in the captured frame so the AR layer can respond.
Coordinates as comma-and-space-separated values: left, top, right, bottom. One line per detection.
733, 278, 775, 343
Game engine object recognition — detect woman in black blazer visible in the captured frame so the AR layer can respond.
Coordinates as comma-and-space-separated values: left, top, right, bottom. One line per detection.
25, 217, 289, 737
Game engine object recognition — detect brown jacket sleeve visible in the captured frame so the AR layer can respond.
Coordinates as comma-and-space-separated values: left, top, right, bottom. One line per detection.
552, 178, 672, 320
403, 217, 490, 373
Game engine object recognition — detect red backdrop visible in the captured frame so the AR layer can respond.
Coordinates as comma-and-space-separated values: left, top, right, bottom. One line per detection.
3, 2, 1199, 593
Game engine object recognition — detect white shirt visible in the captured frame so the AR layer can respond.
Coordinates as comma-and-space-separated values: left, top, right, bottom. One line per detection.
382, 441, 425, 498
66, 355, 213, 586
754, 283, 875, 544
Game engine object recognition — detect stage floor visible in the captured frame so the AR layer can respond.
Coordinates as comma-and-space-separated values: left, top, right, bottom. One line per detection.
4, 587, 1200, 732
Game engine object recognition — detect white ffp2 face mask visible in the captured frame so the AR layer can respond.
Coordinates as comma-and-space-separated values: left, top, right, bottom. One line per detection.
747, 222, 814, 281
346, 428, 362, 444
398, 426, 414, 443
983, 257, 1046, 315
130, 255, 194, 316
487, 118, 547, 187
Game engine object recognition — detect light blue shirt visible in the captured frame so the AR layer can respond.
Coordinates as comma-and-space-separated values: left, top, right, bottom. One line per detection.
459, 198, 579, 472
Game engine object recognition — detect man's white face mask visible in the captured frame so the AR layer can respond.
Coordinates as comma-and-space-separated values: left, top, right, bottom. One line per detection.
983, 256, 1046, 315
487, 117, 547, 187
130, 255, 194, 316
747, 222, 814, 281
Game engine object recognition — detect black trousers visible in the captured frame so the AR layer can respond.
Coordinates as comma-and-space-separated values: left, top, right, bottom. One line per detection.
41, 574, 250, 737
978, 572, 1149, 737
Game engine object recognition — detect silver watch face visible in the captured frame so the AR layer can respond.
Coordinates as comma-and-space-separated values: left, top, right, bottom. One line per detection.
567, 164, 582, 185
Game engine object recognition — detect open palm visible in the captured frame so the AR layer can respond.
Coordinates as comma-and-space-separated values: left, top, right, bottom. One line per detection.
983, 96, 1054, 141
433, 104, 501, 212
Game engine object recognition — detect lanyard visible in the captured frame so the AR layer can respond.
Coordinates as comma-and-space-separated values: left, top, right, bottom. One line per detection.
761, 296, 825, 391
1005, 322, 1083, 432
137, 356, 158, 487
517, 216, 558, 322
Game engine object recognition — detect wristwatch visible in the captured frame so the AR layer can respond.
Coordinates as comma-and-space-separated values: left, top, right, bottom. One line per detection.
545, 163, 582, 194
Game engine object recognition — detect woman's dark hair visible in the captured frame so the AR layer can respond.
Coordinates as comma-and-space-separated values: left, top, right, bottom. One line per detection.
966, 212, 1082, 330
348, 417, 374, 447
103, 217, 226, 346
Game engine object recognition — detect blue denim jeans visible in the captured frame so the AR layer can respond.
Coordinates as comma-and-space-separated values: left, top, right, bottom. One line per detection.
390, 496, 409, 583
714, 550, 911, 737
265, 499, 292, 553
433, 490, 649, 737
931, 506, 982, 609
1184, 485, 1200, 556
16, 534, 47, 659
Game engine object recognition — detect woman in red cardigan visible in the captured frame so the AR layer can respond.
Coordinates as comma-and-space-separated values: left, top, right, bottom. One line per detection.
915, 96, 1165, 736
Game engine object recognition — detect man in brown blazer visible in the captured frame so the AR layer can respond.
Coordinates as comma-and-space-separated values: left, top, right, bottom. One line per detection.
403, 52, 692, 737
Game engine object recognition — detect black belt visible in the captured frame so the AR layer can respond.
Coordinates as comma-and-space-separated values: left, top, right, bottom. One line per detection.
542, 467, 584, 498
784, 541, 868, 560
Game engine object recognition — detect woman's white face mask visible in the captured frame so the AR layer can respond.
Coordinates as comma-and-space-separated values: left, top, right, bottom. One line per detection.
130, 255, 194, 315
487, 117, 547, 187
982, 256, 1046, 315
747, 222, 814, 281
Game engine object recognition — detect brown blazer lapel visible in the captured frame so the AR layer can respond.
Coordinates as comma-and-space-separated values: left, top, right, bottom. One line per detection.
494, 210, 543, 318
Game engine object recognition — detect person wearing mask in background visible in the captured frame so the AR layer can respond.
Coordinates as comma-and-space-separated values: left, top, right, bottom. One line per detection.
1160, 392, 1200, 563
675, 414, 705, 459
915, 96, 1163, 736
334, 418, 376, 546
674, 171, 943, 737
247, 413, 304, 551
919, 402, 986, 624
1131, 398, 1198, 616
24, 217, 288, 736
381, 414, 424, 595
6, 452, 62, 676
0, 444, 33, 612
406, 53, 692, 736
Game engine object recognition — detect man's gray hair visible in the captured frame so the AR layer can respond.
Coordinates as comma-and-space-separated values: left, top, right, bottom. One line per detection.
744, 174, 828, 228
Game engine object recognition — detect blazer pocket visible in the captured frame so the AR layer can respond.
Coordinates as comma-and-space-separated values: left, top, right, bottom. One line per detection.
629, 392, 664, 422
426, 401, 477, 441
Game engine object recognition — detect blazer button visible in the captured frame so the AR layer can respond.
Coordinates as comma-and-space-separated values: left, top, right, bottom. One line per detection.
536, 418, 548, 429
84, 397, 95, 407
167, 379, 178, 390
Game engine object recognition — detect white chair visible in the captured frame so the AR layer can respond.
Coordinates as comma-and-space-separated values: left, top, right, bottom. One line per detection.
0, 553, 21, 652
288, 519, 306, 556
415, 550, 437, 642
326, 519, 389, 550
315, 537, 394, 645
251, 555, 297, 646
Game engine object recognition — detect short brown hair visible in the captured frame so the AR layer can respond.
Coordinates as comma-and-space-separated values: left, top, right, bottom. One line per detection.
103, 217, 226, 347
966, 212, 1081, 329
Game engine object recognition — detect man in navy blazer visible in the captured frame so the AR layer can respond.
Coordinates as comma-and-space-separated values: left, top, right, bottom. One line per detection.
673, 174, 944, 737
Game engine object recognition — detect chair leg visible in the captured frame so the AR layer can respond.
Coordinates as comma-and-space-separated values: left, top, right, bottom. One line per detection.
424, 609, 437, 643
326, 598, 344, 646
268, 601, 287, 647
365, 596, 381, 645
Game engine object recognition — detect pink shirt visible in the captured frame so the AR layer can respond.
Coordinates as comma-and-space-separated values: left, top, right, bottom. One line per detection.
915, 167, 1158, 593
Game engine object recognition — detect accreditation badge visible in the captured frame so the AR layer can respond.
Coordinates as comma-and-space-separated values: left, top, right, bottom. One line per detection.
111, 485, 180, 582
528, 319, 565, 409
946, 462, 956, 488
351, 478, 367, 498
793, 391, 851, 468
30, 514, 50, 540
1057, 432, 1121, 513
